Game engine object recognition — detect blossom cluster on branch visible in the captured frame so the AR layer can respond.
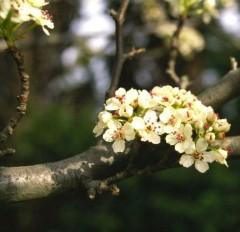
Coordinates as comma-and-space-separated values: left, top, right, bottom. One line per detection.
165, 0, 236, 23
93, 86, 231, 173
0, 0, 54, 39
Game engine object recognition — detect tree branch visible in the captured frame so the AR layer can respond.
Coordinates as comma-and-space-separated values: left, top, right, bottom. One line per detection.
198, 68, 240, 110
0, 133, 239, 203
0, 68, 239, 203
166, 14, 188, 89
106, 0, 129, 99
0, 47, 30, 146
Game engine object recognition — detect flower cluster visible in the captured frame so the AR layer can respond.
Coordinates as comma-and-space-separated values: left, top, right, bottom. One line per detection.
0, 0, 54, 35
156, 23, 205, 59
93, 86, 231, 173
165, 0, 236, 23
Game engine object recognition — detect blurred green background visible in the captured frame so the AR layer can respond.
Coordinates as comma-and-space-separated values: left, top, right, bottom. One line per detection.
0, 0, 240, 231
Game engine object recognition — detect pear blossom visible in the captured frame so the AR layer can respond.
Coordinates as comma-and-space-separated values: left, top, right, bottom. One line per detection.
93, 111, 112, 136
132, 111, 163, 144
166, 124, 195, 154
138, 90, 156, 109
207, 148, 228, 166
93, 85, 230, 173
118, 104, 133, 117
103, 120, 135, 153
180, 138, 229, 173
151, 86, 174, 106
125, 88, 139, 105
213, 119, 231, 132
0, 0, 54, 35
179, 138, 212, 173
105, 88, 138, 117
140, 110, 164, 144
159, 106, 181, 133
105, 97, 121, 111
98, 111, 112, 123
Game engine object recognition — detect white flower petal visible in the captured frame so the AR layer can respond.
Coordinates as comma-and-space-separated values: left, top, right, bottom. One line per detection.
149, 132, 161, 144
112, 140, 125, 153
125, 88, 138, 104
131, 117, 145, 130
93, 121, 105, 136
115, 88, 126, 97
179, 154, 194, 168
165, 134, 177, 145
107, 120, 121, 130
103, 129, 115, 142
195, 160, 209, 173
123, 123, 135, 141
175, 143, 185, 153
183, 139, 195, 154
119, 104, 133, 117
196, 138, 208, 152
202, 151, 216, 163
184, 124, 193, 137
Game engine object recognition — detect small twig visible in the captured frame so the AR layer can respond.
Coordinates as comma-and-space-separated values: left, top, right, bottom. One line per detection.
106, 0, 130, 99
81, 176, 120, 199
166, 14, 187, 88
0, 47, 30, 144
0, 148, 16, 157
124, 47, 146, 60
104, 159, 179, 186
230, 57, 238, 70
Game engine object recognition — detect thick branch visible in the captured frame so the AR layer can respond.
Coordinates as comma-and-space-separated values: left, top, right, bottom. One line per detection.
0, 139, 177, 203
0, 134, 239, 203
198, 69, 240, 110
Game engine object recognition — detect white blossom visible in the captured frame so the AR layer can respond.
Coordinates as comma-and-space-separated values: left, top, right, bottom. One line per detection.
159, 106, 180, 133
0, 0, 54, 35
132, 111, 163, 144
166, 124, 195, 154
93, 86, 231, 172
138, 90, 156, 109
179, 138, 211, 173
103, 120, 135, 153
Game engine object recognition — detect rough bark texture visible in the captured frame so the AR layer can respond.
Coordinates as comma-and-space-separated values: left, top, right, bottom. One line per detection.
0, 69, 240, 203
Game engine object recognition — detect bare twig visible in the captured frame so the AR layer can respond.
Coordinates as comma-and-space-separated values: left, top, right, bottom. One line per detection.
105, 1, 146, 99
0, 47, 30, 144
124, 47, 146, 60
106, 0, 129, 99
166, 14, 188, 88
80, 176, 120, 199
104, 158, 178, 187
0, 148, 16, 157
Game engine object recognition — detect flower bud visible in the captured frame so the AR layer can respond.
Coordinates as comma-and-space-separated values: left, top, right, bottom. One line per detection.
204, 132, 215, 142
217, 132, 225, 140
207, 112, 218, 122
98, 111, 112, 123
194, 121, 204, 129
213, 119, 230, 132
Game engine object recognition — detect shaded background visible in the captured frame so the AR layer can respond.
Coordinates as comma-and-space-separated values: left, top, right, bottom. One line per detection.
0, 0, 240, 231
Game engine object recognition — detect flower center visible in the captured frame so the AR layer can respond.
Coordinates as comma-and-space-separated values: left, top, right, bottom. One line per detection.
114, 129, 124, 140
193, 152, 203, 160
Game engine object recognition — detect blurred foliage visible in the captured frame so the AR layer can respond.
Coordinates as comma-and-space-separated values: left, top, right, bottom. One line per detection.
0, 0, 240, 231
